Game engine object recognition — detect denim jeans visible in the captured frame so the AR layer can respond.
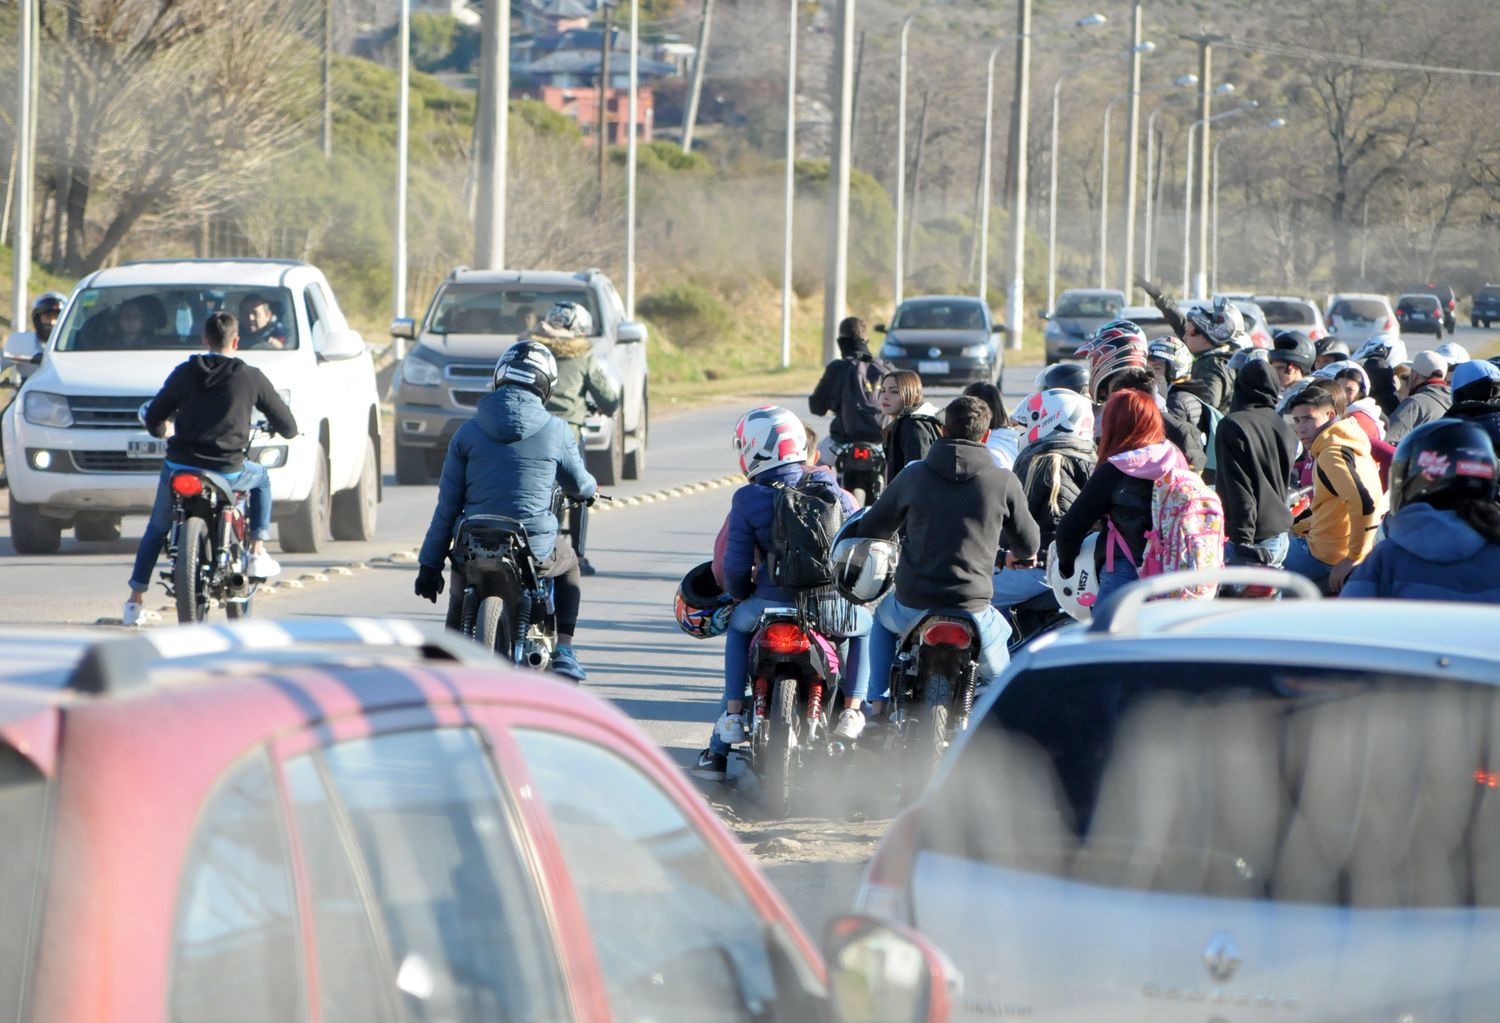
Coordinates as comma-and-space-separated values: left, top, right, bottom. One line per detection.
990, 566, 1049, 609
128, 461, 271, 592
1225, 532, 1289, 568
866, 594, 1012, 703
1094, 557, 1140, 614
1284, 535, 1335, 593
710, 596, 872, 756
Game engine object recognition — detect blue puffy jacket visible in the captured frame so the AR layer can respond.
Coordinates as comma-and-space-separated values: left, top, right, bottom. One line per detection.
419, 386, 596, 568
1341, 503, 1500, 603
724, 463, 856, 603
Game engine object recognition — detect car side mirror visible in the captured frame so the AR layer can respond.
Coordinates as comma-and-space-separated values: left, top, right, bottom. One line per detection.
319, 327, 366, 362
825, 915, 958, 1023
4, 331, 42, 366
389, 317, 417, 340
1037, 309, 1050, 320
874, 323, 887, 334
617, 321, 648, 344
991, 323, 1006, 334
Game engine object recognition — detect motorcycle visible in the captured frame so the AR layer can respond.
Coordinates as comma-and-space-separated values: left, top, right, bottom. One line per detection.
149, 412, 267, 624
739, 601, 848, 817
833, 441, 886, 506
886, 609, 982, 799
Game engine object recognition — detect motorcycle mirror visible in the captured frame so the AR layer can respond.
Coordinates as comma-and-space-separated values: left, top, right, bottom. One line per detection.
137, 402, 152, 427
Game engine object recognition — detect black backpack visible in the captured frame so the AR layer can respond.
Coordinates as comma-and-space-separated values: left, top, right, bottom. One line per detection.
766, 475, 845, 591
838, 356, 888, 442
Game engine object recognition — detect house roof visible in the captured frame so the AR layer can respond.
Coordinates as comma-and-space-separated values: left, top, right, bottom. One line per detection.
521, 49, 676, 77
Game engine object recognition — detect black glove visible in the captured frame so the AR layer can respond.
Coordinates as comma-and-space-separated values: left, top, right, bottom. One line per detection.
415, 564, 445, 603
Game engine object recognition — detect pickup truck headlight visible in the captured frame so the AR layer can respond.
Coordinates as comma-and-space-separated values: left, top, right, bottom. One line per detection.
960, 344, 991, 359
22, 391, 73, 428
881, 342, 906, 359
401, 352, 442, 387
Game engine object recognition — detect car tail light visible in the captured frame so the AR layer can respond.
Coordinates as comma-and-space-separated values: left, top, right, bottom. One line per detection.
921, 621, 973, 647
857, 805, 928, 924
761, 622, 810, 654
171, 473, 204, 497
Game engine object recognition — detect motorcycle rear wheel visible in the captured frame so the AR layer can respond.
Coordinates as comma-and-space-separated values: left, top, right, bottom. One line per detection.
174, 517, 211, 624
477, 596, 511, 659
762, 677, 799, 818
902, 673, 952, 801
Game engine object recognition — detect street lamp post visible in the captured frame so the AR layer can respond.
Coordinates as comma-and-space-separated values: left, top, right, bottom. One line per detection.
1212, 117, 1285, 293
1181, 101, 1256, 298
394, 0, 410, 357
781, 0, 797, 368
894, 14, 913, 308
822, 0, 856, 363
10, 0, 36, 333
1143, 82, 1232, 285
1097, 72, 1191, 290
625, 0, 639, 319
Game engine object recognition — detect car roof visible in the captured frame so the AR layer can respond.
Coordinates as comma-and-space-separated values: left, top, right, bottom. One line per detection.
1397, 292, 1440, 301
1119, 304, 1167, 321
898, 294, 986, 305
1019, 599, 1500, 685
1058, 288, 1125, 297
88, 259, 312, 288
1330, 292, 1390, 301
449, 268, 603, 288
1251, 294, 1314, 305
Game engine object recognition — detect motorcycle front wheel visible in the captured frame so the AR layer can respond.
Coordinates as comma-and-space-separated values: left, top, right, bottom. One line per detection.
174, 517, 211, 624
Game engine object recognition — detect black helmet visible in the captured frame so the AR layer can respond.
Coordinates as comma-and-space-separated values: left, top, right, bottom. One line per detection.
492, 340, 558, 400
1036, 361, 1089, 395
1389, 419, 1498, 515
1269, 331, 1316, 374
31, 291, 64, 338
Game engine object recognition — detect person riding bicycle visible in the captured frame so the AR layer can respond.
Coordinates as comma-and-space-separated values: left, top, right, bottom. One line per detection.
414, 340, 597, 681
846, 396, 1040, 714
809, 316, 887, 456
527, 301, 618, 576
122, 311, 297, 626
692, 406, 871, 780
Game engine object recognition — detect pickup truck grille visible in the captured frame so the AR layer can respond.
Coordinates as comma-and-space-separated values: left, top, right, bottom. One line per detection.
71, 450, 163, 473
451, 389, 489, 408
67, 395, 151, 429
444, 363, 494, 381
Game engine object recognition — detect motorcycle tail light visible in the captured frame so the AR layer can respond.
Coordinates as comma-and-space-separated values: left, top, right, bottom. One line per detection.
171, 473, 204, 498
922, 621, 973, 647
853, 446, 870, 460
762, 623, 811, 654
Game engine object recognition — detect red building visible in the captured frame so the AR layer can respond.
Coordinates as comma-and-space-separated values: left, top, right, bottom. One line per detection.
520, 84, 655, 147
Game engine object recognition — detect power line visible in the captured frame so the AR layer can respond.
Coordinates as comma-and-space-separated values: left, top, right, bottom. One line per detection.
1218, 37, 1500, 79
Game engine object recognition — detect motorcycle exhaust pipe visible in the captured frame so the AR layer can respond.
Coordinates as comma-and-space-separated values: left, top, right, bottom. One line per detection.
525, 649, 549, 668
226, 572, 249, 595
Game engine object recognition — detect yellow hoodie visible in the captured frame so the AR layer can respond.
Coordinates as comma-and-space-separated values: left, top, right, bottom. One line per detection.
1295, 417, 1386, 565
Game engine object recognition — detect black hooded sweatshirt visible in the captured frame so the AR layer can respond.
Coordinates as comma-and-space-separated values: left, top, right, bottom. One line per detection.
852, 438, 1039, 612
1213, 359, 1297, 551
808, 338, 887, 444
145, 354, 297, 472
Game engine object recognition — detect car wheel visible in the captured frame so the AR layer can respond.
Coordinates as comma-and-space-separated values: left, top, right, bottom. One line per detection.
279, 442, 330, 553
330, 436, 379, 541
394, 439, 431, 485
586, 410, 624, 486
75, 513, 122, 543
1474, 318, 1482, 330
622, 391, 648, 480
9, 500, 62, 554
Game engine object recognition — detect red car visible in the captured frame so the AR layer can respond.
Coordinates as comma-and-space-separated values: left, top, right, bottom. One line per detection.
0, 619, 949, 1022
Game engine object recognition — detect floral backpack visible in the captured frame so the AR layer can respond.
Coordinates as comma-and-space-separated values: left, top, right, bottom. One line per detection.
1106, 466, 1225, 599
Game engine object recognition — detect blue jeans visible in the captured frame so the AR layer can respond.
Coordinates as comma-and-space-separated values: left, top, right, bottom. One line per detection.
866, 594, 1012, 703
710, 596, 872, 756
991, 566, 1049, 609
1094, 557, 1140, 613
128, 461, 271, 592
1225, 532, 1289, 568
1284, 536, 1334, 593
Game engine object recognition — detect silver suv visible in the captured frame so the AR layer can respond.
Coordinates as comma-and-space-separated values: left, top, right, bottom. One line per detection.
391, 268, 649, 485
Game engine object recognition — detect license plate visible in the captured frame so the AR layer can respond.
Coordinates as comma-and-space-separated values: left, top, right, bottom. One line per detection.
127, 440, 166, 458
918, 360, 950, 375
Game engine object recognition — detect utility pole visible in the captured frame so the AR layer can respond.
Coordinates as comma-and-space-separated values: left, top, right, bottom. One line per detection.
822, 0, 856, 363
321, 0, 333, 159
395, 0, 410, 342
1004, 0, 1032, 350
11, 0, 36, 333
625, 0, 639, 319
1181, 31, 1225, 299
906, 87, 930, 279
682, 0, 715, 153
474, 0, 509, 268
781, 0, 797, 368
1121, 1, 1143, 299
850, 29, 867, 143
894, 15, 913, 308
597, 2, 615, 201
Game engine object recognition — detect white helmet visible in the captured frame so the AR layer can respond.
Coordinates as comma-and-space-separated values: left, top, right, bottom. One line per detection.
733, 405, 807, 478
1353, 335, 1407, 368
1186, 296, 1245, 348
1017, 388, 1095, 446
1434, 341, 1469, 366
1045, 536, 1100, 622
830, 532, 900, 605
544, 301, 593, 337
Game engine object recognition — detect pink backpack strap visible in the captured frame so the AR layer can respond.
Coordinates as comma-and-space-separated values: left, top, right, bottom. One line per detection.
1104, 517, 1134, 573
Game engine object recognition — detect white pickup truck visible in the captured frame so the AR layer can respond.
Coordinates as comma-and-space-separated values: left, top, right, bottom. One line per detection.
2, 259, 381, 555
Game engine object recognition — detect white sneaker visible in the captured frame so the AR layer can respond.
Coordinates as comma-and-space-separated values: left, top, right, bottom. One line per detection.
122, 600, 144, 627
833, 708, 866, 740
715, 711, 749, 745
249, 551, 282, 579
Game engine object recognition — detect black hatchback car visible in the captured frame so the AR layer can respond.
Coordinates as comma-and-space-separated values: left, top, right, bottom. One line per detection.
876, 295, 1005, 387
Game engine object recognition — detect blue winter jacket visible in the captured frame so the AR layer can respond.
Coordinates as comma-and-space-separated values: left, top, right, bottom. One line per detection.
1341, 503, 1500, 603
724, 464, 856, 604
419, 386, 596, 568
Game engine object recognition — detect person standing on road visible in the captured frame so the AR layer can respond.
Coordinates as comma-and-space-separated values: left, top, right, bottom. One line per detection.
1385, 350, 1453, 445
528, 301, 619, 576
1214, 359, 1297, 568
1342, 420, 1500, 602
414, 341, 597, 681
122, 312, 297, 626
809, 316, 887, 459
877, 369, 943, 483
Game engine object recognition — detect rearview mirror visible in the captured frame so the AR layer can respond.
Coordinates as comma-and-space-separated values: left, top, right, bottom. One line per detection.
4, 331, 42, 366
617, 321, 648, 344
389, 317, 417, 340
825, 915, 958, 1023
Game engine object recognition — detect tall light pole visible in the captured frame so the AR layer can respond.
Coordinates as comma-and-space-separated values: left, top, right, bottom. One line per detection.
1182, 31, 1227, 301
1143, 82, 1231, 284
1181, 101, 1256, 298
10, 0, 36, 334
1097, 72, 1188, 289
781, 0, 797, 368
1003, 0, 1031, 350
822, 0, 856, 363
894, 14, 914, 308
979, 13, 1106, 307
474, 0, 509, 269
625, 0, 639, 319
394, 0, 410, 354
1120, 1, 1144, 300
1212, 117, 1285, 293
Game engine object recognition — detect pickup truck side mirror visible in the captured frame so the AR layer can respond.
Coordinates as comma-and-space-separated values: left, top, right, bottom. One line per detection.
389, 317, 417, 340
617, 321, 648, 345
874, 323, 887, 334
4, 331, 42, 366
825, 915, 958, 1023
319, 328, 367, 362
1037, 309, 1051, 320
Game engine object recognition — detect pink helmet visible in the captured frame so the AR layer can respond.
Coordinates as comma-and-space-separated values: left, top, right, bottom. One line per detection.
733, 405, 807, 478
1018, 388, 1096, 445
1076, 319, 1149, 402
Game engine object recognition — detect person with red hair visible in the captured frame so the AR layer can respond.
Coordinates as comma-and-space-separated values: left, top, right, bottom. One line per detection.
1053, 389, 1189, 608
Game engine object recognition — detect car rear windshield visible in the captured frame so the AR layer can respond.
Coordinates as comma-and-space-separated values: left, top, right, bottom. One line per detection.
1399, 296, 1439, 310
54, 286, 300, 351
892, 300, 988, 331
926, 660, 1500, 909
426, 283, 601, 337
0, 745, 49, 1014
1054, 294, 1122, 319
1258, 300, 1314, 325
1329, 298, 1388, 321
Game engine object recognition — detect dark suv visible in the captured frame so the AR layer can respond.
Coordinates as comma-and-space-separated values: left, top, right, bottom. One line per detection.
1416, 283, 1458, 333
1473, 285, 1500, 329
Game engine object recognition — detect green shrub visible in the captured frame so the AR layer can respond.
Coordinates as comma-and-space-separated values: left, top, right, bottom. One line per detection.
637, 283, 732, 347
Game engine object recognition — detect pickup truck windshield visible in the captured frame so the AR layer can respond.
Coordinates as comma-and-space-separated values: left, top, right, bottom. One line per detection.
53, 286, 300, 352
427, 284, 601, 337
